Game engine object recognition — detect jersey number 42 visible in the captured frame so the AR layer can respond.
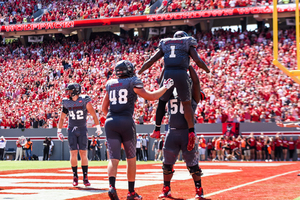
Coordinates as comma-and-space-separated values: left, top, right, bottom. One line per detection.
69, 110, 84, 120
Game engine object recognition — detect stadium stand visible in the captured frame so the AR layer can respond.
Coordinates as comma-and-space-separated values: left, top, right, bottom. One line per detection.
0, 27, 298, 129
0, 0, 294, 24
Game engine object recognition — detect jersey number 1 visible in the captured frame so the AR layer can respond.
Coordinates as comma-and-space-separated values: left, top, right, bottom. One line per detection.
169, 45, 176, 58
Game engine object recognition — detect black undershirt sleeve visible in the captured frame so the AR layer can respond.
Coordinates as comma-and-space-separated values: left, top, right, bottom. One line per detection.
62, 107, 68, 114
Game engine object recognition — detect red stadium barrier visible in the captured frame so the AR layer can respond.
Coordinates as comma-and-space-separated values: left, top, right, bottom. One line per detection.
0, 5, 298, 32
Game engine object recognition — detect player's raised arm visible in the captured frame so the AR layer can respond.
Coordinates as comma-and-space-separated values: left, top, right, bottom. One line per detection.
133, 78, 174, 101
189, 47, 210, 73
138, 49, 164, 75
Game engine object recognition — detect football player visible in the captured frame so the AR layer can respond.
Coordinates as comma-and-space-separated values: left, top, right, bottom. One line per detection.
102, 60, 173, 200
57, 83, 102, 187
138, 31, 210, 152
159, 66, 209, 200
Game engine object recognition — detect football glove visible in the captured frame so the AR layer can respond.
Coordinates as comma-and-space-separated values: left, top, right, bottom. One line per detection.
96, 125, 103, 136
57, 128, 64, 141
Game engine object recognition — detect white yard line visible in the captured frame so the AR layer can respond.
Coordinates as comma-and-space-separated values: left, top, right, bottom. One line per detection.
188, 170, 300, 200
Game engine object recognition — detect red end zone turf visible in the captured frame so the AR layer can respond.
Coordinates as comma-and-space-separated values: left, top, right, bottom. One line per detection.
0, 162, 300, 200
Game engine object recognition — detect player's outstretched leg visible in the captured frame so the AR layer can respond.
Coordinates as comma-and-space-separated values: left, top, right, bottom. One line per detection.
187, 165, 210, 200
126, 157, 142, 200
79, 150, 90, 187
72, 166, 78, 187
151, 100, 167, 139
70, 150, 79, 187
82, 165, 90, 186
108, 183, 119, 200
108, 159, 120, 199
158, 164, 174, 198
182, 100, 196, 151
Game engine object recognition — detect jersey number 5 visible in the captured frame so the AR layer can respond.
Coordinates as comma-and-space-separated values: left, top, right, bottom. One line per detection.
69, 110, 84, 120
109, 89, 128, 105
169, 45, 176, 58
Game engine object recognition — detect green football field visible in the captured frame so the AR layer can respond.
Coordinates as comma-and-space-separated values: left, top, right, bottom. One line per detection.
0, 160, 159, 171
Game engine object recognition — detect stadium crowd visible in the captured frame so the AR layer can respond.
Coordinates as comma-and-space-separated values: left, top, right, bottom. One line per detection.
1, 0, 294, 24
0, 27, 298, 129
0, 0, 49, 25
199, 132, 300, 162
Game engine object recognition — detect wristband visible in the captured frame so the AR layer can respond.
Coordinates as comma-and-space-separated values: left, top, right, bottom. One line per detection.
58, 128, 62, 132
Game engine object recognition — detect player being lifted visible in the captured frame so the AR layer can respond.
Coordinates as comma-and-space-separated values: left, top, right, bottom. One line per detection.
102, 60, 174, 200
138, 31, 210, 151
57, 83, 102, 187
159, 65, 209, 200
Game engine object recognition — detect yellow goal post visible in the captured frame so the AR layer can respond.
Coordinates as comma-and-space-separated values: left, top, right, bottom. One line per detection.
273, 0, 300, 83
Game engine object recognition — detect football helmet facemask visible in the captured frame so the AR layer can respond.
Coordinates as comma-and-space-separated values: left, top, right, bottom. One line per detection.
66, 83, 81, 100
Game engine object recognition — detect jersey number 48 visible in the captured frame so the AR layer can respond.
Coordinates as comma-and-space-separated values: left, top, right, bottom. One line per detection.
109, 89, 128, 105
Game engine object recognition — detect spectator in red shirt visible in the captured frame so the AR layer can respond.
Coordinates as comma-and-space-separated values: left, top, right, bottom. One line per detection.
256, 138, 263, 161
282, 137, 288, 161
199, 135, 206, 161
277, 122, 300, 166
288, 137, 295, 161
271, 137, 276, 161
274, 135, 283, 161
206, 138, 213, 161
297, 136, 300, 162
249, 134, 256, 161
221, 110, 228, 123
208, 112, 216, 123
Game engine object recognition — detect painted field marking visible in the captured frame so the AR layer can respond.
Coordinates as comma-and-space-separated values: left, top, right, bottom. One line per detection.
191, 170, 300, 199
0, 167, 241, 200
175, 162, 296, 167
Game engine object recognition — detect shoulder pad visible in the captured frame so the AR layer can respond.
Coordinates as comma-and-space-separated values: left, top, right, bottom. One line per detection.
132, 76, 143, 89
62, 98, 69, 104
80, 95, 90, 99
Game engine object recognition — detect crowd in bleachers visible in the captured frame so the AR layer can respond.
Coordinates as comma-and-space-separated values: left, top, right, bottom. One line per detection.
0, 0, 49, 25
1, 0, 294, 24
0, 27, 298, 129
200, 133, 300, 162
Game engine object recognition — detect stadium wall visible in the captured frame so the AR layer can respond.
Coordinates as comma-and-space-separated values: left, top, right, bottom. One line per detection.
1, 123, 299, 161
